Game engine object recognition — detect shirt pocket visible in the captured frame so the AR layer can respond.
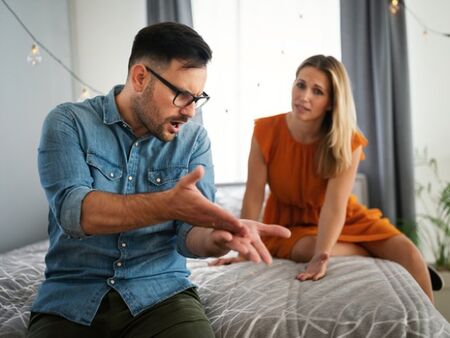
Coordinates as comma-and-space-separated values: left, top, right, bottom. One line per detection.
86, 152, 123, 191
147, 166, 188, 192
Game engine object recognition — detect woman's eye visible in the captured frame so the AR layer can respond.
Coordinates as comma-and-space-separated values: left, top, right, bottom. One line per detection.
313, 88, 323, 95
297, 82, 306, 89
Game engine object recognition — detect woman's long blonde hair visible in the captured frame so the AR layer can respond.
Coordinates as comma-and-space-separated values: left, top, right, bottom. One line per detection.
296, 55, 358, 179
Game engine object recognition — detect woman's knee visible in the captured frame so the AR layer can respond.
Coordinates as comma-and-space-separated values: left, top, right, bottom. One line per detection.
402, 239, 426, 266
290, 236, 316, 262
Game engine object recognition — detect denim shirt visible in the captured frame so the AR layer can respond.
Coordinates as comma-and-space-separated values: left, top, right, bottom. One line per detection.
32, 85, 216, 325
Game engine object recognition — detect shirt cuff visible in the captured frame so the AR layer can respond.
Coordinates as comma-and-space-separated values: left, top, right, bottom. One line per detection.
60, 186, 93, 238
176, 222, 201, 258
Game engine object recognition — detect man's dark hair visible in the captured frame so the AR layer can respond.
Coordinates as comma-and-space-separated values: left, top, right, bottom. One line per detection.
128, 22, 212, 70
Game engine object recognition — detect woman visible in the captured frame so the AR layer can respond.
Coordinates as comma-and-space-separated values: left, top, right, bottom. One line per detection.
212, 55, 434, 302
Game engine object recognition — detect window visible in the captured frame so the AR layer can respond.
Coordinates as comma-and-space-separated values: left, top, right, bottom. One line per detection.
192, 0, 341, 183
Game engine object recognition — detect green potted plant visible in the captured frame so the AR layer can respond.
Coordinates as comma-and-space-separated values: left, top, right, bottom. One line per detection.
415, 149, 450, 270
415, 148, 450, 319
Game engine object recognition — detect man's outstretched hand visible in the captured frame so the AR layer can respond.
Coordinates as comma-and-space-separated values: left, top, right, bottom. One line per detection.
175, 167, 291, 265
205, 220, 291, 266
209, 219, 291, 265
167, 166, 248, 236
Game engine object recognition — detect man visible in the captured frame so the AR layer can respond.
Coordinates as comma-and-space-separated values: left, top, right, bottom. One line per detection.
27, 22, 290, 337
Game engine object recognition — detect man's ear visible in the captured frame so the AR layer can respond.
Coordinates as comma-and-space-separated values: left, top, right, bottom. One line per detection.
130, 64, 148, 93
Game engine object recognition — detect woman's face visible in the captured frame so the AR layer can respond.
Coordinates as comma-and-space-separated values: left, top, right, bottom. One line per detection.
291, 66, 332, 123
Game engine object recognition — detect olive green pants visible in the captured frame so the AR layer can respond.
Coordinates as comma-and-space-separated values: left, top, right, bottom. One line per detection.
27, 288, 215, 338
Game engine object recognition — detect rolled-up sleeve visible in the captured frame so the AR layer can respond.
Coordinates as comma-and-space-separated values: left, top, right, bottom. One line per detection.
176, 127, 216, 257
38, 105, 94, 238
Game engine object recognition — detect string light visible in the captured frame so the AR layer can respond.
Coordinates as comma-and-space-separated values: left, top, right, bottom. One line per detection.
78, 87, 91, 102
389, 0, 450, 38
389, 0, 400, 15
26, 43, 42, 66
1, 0, 103, 96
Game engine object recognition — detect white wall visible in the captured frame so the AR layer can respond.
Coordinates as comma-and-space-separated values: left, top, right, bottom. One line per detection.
0, 0, 73, 253
406, 0, 450, 261
69, 0, 147, 96
0, 0, 146, 253
2, 0, 449, 254
408, 0, 450, 180
192, 0, 341, 183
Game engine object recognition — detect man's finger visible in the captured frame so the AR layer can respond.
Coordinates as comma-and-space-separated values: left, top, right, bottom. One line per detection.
241, 241, 261, 264
208, 257, 242, 266
179, 166, 204, 187
252, 239, 273, 265
226, 237, 250, 256
215, 215, 247, 236
256, 223, 291, 238
210, 229, 233, 243
228, 237, 260, 263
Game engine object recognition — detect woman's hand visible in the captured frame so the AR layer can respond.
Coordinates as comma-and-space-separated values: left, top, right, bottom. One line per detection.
296, 252, 329, 281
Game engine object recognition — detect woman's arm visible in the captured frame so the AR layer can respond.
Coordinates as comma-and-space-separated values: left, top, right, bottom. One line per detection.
315, 146, 362, 254
208, 134, 270, 266
241, 134, 268, 220
297, 146, 362, 281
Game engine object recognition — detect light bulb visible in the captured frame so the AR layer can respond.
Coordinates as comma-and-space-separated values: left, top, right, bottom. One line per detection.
78, 87, 91, 102
389, 0, 400, 15
27, 43, 42, 66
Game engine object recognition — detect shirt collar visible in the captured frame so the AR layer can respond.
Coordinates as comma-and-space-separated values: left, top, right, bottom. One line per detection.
103, 85, 125, 125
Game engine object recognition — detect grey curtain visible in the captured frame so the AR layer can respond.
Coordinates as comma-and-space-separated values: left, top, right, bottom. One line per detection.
147, 0, 203, 124
147, 0, 193, 26
340, 0, 416, 232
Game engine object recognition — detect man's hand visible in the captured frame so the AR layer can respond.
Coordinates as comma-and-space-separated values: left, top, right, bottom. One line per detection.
167, 166, 248, 236
197, 219, 291, 265
231, 219, 291, 264
296, 252, 329, 281
208, 254, 245, 266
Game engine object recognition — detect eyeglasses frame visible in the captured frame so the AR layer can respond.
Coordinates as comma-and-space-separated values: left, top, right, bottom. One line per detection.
144, 65, 210, 109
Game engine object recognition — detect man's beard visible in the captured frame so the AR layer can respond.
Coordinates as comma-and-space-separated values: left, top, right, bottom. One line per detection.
131, 86, 173, 142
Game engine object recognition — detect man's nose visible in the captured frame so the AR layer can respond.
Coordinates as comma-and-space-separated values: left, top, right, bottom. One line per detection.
179, 102, 196, 118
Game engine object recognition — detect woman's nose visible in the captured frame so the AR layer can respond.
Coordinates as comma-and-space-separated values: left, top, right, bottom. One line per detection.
301, 89, 312, 101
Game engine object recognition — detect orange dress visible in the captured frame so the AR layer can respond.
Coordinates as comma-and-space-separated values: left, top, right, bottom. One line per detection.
255, 113, 401, 259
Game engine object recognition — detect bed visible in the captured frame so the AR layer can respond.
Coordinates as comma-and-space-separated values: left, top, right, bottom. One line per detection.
1, 179, 450, 338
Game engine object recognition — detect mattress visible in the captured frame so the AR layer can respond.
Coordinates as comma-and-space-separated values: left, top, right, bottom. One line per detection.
1, 240, 449, 337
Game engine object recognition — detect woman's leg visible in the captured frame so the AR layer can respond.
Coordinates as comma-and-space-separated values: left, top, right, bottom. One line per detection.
359, 234, 434, 303
290, 236, 369, 262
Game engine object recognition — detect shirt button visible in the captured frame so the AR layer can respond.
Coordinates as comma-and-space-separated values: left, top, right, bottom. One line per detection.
121, 242, 127, 248
135, 142, 139, 147
128, 176, 133, 181
109, 278, 115, 285
110, 172, 115, 178
116, 261, 122, 267
156, 177, 161, 183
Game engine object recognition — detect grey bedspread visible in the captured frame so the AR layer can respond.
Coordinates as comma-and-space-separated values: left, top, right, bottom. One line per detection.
1, 240, 449, 337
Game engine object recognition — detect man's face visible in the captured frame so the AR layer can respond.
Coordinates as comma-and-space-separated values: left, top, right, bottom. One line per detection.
131, 60, 207, 142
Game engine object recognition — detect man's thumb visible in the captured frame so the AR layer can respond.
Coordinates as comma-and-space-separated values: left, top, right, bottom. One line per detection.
180, 166, 204, 186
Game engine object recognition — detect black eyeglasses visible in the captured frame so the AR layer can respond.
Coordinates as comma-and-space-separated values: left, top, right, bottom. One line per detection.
144, 66, 210, 109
